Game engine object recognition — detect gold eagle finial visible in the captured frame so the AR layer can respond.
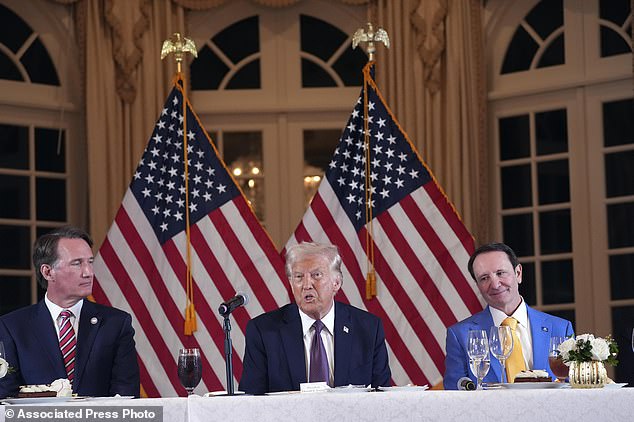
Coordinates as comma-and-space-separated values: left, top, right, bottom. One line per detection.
161, 33, 198, 73
352, 23, 390, 61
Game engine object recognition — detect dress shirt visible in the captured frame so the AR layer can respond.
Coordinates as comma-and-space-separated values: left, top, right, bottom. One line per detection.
299, 304, 335, 385
489, 298, 533, 369
44, 294, 84, 338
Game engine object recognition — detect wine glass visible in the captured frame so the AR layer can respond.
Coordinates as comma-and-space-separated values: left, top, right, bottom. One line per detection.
489, 326, 513, 383
467, 330, 489, 389
178, 348, 202, 395
470, 358, 490, 390
548, 336, 568, 382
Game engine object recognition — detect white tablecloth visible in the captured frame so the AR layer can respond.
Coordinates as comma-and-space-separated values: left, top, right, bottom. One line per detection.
187, 388, 633, 422
2, 388, 632, 422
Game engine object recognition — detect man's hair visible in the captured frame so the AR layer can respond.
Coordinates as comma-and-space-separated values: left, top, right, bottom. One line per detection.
285, 242, 343, 284
467, 242, 519, 281
33, 225, 93, 289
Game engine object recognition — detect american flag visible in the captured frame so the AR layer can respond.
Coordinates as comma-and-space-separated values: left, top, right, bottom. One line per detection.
92, 82, 289, 397
286, 63, 485, 386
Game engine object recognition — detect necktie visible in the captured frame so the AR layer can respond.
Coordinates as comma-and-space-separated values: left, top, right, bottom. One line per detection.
58, 310, 77, 382
502, 317, 526, 382
309, 320, 330, 385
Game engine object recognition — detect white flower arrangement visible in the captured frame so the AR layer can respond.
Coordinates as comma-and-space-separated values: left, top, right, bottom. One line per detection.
0, 357, 10, 378
558, 333, 619, 366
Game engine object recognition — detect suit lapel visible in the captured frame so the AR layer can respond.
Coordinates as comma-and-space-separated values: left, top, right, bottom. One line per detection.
32, 301, 66, 377
74, 301, 102, 389
333, 302, 351, 386
279, 304, 307, 387
527, 306, 550, 371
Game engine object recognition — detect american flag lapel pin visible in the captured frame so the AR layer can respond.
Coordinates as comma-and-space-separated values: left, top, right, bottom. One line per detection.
343, 326, 349, 333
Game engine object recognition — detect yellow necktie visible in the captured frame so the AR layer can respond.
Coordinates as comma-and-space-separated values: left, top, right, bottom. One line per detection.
501, 317, 526, 382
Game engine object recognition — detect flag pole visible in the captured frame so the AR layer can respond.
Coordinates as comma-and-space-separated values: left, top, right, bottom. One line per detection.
161, 33, 199, 335
352, 23, 390, 299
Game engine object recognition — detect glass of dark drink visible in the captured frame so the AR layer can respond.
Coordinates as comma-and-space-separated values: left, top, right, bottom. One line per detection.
178, 348, 202, 395
548, 336, 569, 382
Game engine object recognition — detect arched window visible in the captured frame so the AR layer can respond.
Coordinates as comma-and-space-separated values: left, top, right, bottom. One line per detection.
0, 0, 82, 314
487, 0, 633, 383
188, 0, 367, 247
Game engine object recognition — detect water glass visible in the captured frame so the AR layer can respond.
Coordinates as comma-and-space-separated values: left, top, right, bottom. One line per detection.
470, 358, 490, 390
178, 348, 202, 395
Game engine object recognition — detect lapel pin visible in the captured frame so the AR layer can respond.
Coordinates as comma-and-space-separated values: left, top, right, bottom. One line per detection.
91, 317, 98, 325
343, 326, 349, 333
542, 327, 548, 332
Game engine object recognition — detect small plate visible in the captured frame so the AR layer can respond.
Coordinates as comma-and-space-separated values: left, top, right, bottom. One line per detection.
328, 385, 373, 393
378, 385, 429, 392
499, 382, 569, 390
603, 383, 628, 389
82, 396, 135, 401
1, 396, 86, 405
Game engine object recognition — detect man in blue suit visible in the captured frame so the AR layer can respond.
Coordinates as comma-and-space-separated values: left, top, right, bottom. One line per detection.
444, 243, 574, 389
0, 226, 139, 398
239, 242, 391, 394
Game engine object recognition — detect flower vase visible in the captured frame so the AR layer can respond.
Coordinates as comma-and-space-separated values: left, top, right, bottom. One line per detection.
568, 361, 607, 388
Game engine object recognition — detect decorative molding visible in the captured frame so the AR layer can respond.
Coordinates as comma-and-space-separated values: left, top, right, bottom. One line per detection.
104, 0, 151, 104
410, 0, 447, 94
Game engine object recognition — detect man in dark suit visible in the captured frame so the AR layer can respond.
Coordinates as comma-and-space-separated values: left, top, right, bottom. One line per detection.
443, 242, 574, 389
0, 226, 139, 398
239, 242, 391, 394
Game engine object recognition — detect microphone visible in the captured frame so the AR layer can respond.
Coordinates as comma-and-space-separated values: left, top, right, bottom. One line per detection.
457, 377, 476, 391
218, 292, 249, 316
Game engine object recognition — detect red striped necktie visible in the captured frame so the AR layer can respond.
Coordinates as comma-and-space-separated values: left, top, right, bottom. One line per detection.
58, 310, 77, 382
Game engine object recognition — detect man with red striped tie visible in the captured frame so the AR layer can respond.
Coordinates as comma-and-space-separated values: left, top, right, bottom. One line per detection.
0, 226, 139, 398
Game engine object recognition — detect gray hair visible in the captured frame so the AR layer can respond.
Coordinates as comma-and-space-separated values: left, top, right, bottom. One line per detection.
285, 242, 343, 284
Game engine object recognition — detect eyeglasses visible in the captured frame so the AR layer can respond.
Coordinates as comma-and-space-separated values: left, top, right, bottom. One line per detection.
289, 270, 326, 284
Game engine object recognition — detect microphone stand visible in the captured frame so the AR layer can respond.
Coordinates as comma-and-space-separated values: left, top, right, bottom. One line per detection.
222, 314, 235, 395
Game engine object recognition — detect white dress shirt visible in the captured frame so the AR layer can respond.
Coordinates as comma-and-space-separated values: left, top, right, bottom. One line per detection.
44, 293, 84, 339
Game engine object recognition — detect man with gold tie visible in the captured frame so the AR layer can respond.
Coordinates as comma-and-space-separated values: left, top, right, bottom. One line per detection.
443, 242, 574, 389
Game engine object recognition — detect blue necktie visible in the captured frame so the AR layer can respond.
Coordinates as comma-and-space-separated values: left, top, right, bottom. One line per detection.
309, 320, 329, 385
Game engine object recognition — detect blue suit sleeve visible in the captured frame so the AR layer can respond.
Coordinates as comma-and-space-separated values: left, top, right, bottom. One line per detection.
372, 319, 391, 388
239, 319, 268, 395
443, 326, 470, 390
108, 313, 140, 397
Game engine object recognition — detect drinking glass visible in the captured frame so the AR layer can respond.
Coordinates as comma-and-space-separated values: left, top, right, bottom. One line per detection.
489, 326, 513, 383
470, 358, 490, 390
467, 330, 489, 389
467, 330, 489, 360
548, 336, 568, 382
178, 348, 202, 395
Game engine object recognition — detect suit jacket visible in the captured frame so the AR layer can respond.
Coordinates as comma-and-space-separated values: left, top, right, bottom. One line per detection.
0, 300, 140, 398
443, 305, 574, 390
239, 301, 392, 394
